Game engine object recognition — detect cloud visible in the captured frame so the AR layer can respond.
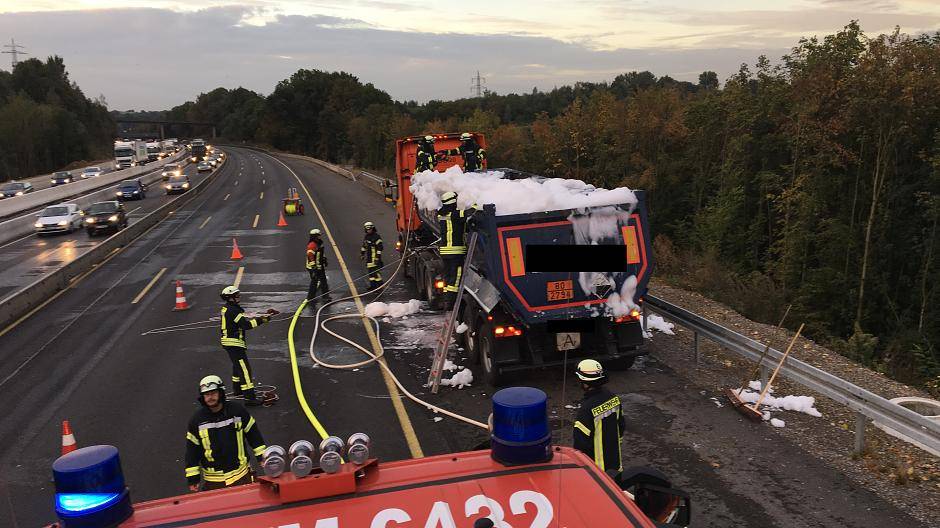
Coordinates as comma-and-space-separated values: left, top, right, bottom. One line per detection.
0, 6, 899, 109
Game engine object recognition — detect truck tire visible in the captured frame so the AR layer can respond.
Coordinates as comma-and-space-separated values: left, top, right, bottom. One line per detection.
416, 266, 428, 301
478, 321, 505, 386
608, 356, 637, 370
460, 303, 479, 361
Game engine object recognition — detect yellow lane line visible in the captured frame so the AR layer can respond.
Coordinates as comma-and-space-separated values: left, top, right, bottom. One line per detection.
259, 191, 264, 200
252, 214, 260, 228
224, 193, 231, 201
267, 153, 425, 459
132, 267, 167, 304
198, 216, 212, 230
233, 266, 245, 288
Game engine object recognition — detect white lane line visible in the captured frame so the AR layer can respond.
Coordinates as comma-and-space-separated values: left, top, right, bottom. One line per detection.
259, 191, 264, 200
198, 216, 212, 230
0, 233, 34, 251
132, 267, 167, 304
235, 181, 239, 186
262, 179, 265, 185
233, 266, 245, 288
128, 206, 142, 214
224, 193, 231, 201
252, 214, 259, 228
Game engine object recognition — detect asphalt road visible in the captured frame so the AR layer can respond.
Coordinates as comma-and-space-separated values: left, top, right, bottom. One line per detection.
0, 147, 925, 527
0, 162, 213, 301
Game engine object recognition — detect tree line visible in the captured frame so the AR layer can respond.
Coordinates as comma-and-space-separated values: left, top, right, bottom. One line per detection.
0, 56, 113, 181
149, 22, 940, 393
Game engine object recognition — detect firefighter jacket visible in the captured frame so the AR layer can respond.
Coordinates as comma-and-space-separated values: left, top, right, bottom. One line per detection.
220, 301, 268, 349
361, 231, 383, 267
185, 401, 266, 486
573, 387, 625, 473
438, 203, 478, 255
415, 144, 436, 173
442, 141, 486, 172
306, 239, 327, 270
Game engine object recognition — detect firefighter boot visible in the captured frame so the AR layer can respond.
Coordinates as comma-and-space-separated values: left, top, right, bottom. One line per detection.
244, 389, 263, 406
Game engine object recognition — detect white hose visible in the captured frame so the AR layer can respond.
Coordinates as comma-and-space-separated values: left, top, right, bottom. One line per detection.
306, 201, 488, 430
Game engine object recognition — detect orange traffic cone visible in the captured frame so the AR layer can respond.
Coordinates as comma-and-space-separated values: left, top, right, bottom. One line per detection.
173, 280, 191, 311
61, 420, 77, 455
277, 212, 288, 227
231, 238, 243, 260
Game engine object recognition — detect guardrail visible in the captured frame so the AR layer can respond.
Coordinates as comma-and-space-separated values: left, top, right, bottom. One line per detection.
0, 157, 227, 330
643, 294, 940, 456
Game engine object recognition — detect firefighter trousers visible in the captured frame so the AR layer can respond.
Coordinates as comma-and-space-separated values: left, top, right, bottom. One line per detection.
367, 264, 382, 290
224, 345, 255, 397
307, 268, 330, 301
442, 254, 464, 293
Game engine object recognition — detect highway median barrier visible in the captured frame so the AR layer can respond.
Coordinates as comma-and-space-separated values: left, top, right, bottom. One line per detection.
0, 157, 228, 331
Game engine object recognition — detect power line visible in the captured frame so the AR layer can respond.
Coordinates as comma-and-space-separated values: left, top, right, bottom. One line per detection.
470, 70, 486, 98
2, 38, 28, 70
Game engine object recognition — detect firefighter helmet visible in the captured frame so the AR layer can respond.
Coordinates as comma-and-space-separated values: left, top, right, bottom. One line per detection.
199, 375, 224, 393
220, 285, 240, 301
441, 191, 457, 205
460, 132, 472, 141
576, 359, 605, 382
309, 228, 321, 236
423, 135, 434, 142
363, 221, 375, 231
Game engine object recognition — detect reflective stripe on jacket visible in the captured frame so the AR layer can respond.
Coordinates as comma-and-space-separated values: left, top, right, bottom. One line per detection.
185, 402, 266, 485
220, 302, 264, 348
572, 387, 625, 473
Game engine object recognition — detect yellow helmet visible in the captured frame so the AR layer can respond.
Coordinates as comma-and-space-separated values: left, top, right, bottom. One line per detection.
576, 359, 605, 382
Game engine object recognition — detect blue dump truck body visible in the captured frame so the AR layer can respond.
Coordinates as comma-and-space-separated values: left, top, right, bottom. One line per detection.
400, 169, 653, 385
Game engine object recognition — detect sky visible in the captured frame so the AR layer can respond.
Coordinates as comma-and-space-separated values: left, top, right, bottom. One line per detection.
1, 1, 938, 110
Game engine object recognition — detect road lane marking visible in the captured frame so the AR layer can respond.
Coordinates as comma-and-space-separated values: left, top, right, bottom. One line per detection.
128, 206, 142, 214
259, 191, 264, 200
262, 179, 266, 185
199, 216, 212, 230
0, 233, 34, 251
252, 214, 259, 228
224, 193, 230, 201
265, 152, 425, 459
235, 180, 239, 186
132, 267, 167, 304
233, 266, 245, 288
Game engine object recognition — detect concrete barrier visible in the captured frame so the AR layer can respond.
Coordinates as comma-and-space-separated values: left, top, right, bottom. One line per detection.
0, 151, 187, 220
0, 156, 227, 329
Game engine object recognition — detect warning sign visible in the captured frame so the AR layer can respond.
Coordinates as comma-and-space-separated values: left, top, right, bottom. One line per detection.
546, 280, 574, 301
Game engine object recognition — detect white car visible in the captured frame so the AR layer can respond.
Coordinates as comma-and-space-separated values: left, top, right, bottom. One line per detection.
82, 166, 104, 178
35, 203, 84, 235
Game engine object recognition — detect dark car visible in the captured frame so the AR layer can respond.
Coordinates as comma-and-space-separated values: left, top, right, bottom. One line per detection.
165, 174, 191, 194
115, 179, 147, 201
51, 171, 74, 186
84, 201, 128, 236
0, 181, 35, 198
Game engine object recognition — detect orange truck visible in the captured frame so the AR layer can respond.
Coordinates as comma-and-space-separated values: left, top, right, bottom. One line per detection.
394, 133, 653, 385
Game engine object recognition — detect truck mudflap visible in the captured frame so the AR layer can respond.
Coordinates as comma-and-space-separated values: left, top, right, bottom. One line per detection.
474, 192, 652, 326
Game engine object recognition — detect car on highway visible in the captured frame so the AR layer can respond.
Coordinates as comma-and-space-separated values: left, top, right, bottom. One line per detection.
0, 181, 35, 198
34, 203, 83, 234
206, 156, 218, 167
115, 179, 147, 200
197, 161, 212, 172
84, 201, 127, 236
165, 174, 191, 194
51, 171, 75, 186
161, 163, 183, 181
82, 166, 103, 178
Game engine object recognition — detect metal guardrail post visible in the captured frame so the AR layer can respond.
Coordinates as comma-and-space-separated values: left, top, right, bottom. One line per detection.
855, 412, 867, 454
761, 365, 771, 390
693, 331, 700, 364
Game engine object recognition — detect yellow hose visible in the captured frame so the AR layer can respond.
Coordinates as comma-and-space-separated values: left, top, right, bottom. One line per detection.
287, 300, 330, 440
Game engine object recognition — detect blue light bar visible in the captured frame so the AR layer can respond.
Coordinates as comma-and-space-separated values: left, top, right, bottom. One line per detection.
491, 387, 552, 466
57, 492, 122, 513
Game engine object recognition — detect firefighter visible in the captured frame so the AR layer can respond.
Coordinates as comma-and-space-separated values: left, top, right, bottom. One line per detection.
572, 359, 625, 476
361, 221, 383, 291
415, 135, 437, 173
438, 132, 486, 172
220, 286, 273, 406
185, 375, 267, 491
306, 228, 332, 306
437, 191, 477, 308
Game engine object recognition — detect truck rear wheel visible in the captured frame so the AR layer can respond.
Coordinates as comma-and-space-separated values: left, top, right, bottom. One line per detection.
416, 265, 428, 301
479, 322, 505, 386
608, 356, 637, 370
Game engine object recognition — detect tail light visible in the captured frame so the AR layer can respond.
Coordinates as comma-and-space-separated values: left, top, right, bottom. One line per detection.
435, 280, 446, 289
615, 309, 641, 323
395, 240, 402, 251
494, 325, 523, 338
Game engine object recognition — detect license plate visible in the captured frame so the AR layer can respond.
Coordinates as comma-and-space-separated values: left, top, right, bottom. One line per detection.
556, 332, 581, 351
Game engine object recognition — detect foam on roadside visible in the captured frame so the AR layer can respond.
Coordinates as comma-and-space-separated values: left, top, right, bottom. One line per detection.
364, 299, 422, 318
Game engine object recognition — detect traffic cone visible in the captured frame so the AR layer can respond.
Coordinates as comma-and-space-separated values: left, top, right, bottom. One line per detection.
173, 280, 191, 311
277, 212, 288, 227
231, 238, 243, 260
61, 420, 77, 456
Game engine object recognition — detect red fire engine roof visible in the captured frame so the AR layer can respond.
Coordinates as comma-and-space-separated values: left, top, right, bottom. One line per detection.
121, 447, 657, 527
